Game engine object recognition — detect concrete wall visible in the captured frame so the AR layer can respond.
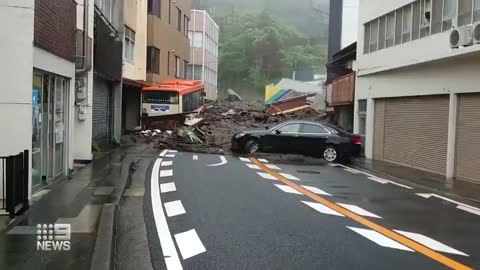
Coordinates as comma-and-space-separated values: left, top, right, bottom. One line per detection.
74, 0, 94, 161
146, 0, 192, 85
123, 0, 147, 81
0, 0, 35, 200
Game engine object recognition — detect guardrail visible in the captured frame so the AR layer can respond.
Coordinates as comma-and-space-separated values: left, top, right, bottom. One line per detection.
0, 150, 29, 218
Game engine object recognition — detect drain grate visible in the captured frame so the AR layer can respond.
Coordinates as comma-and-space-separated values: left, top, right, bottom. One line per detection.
297, 170, 321, 174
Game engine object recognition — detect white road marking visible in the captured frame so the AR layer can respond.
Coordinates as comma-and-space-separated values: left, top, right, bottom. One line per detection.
168, 150, 178, 153
344, 168, 361, 174
394, 230, 468, 256
301, 186, 331, 196
245, 164, 261, 170
329, 163, 341, 167
239, 157, 251, 162
174, 229, 207, 260
337, 203, 382, 219
386, 180, 413, 189
159, 150, 169, 157
266, 164, 281, 170
207, 156, 228, 167
160, 170, 173, 177
160, 182, 177, 193
457, 205, 480, 216
258, 158, 269, 163
274, 184, 303, 195
165, 154, 176, 158
302, 201, 344, 216
347, 227, 414, 252
164, 200, 186, 217
150, 159, 183, 269
193, 155, 198, 160
416, 193, 480, 216
162, 161, 173, 167
368, 176, 389, 184
257, 172, 278, 180
279, 173, 300, 181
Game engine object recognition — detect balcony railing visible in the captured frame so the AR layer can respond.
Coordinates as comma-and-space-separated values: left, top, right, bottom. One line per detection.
330, 72, 355, 106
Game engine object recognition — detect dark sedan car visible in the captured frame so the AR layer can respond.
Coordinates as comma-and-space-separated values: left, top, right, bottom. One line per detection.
231, 120, 362, 163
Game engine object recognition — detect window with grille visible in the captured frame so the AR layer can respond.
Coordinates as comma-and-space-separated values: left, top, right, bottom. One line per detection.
124, 26, 135, 64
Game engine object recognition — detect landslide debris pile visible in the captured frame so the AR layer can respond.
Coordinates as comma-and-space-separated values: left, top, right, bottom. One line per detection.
123, 100, 326, 154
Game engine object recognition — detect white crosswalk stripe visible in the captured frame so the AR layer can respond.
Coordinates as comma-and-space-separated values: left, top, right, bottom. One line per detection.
164, 200, 186, 217
302, 201, 344, 216
245, 163, 261, 170
274, 184, 303, 195
160, 182, 176, 193
394, 230, 468, 256
337, 203, 382, 219
161, 161, 173, 167
266, 164, 281, 170
301, 186, 331, 196
174, 229, 207, 260
239, 157, 251, 162
347, 227, 414, 252
160, 170, 173, 177
258, 159, 269, 163
279, 173, 300, 181
256, 172, 278, 180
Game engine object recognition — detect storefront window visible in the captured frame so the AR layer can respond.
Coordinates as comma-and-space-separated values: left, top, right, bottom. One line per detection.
32, 74, 43, 187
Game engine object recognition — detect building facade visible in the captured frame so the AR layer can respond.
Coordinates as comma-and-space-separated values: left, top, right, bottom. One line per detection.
187, 10, 219, 100
355, 0, 480, 184
122, 0, 148, 132
146, 0, 192, 85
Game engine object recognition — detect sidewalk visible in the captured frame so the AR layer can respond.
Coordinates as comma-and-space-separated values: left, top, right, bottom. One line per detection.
352, 158, 480, 204
0, 144, 145, 270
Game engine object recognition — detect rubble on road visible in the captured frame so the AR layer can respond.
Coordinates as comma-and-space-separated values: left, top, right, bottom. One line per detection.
122, 100, 327, 154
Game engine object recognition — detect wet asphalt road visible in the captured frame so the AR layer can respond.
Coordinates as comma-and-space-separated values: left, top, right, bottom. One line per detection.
142, 151, 480, 270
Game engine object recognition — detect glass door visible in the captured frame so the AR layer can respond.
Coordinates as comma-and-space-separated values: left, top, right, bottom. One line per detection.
32, 73, 43, 187
54, 78, 67, 177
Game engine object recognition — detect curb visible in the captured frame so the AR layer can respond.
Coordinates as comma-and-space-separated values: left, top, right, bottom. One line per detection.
351, 163, 480, 206
90, 203, 117, 270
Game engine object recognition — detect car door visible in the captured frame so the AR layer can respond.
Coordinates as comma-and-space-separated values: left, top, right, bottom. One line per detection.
299, 124, 331, 155
261, 123, 302, 153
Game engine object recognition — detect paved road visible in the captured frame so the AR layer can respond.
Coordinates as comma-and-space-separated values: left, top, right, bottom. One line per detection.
143, 150, 480, 270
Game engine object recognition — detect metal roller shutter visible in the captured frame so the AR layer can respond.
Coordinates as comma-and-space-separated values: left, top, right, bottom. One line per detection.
92, 76, 113, 145
382, 96, 449, 175
455, 94, 480, 184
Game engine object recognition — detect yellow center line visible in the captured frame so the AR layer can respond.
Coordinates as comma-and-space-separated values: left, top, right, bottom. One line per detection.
250, 158, 473, 270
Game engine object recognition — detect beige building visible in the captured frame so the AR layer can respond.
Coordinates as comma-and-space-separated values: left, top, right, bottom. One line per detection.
146, 0, 192, 85
122, 0, 148, 132
355, 0, 480, 184
187, 10, 219, 100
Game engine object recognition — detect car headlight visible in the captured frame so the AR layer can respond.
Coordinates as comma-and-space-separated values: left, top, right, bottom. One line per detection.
234, 133, 246, 139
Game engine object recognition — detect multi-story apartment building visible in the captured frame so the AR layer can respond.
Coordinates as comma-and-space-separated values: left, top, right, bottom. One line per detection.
146, 0, 192, 85
355, 0, 480, 184
122, 0, 148, 132
187, 10, 219, 100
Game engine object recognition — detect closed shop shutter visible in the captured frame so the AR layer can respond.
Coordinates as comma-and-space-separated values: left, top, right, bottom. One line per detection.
92, 76, 113, 145
455, 94, 480, 183
375, 96, 449, 175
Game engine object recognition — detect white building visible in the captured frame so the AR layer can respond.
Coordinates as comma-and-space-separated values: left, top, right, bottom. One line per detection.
355, 0, 480, 184
187, 10, 219, 100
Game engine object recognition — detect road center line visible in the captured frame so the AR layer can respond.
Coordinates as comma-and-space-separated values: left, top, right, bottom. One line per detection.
250, 158, 473, 270
150, 159, 183, 270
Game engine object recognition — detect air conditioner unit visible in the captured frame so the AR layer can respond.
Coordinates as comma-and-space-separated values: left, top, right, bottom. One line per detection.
450, 25, 473, 48
473, 22, 480, 44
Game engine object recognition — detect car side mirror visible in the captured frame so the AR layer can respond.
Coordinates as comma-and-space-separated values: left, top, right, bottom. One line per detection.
275, 130, 282, 135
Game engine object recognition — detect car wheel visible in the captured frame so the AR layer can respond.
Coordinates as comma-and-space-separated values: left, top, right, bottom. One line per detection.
244, 140, 260, 154
323, 146, 339, 162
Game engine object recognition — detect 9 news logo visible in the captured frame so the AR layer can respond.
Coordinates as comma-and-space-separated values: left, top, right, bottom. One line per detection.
36, 223, 71, 251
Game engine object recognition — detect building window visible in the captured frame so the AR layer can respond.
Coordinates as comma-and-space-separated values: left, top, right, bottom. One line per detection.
147, 47, 160, 74
177, 8, 182, 31
386, 12, 395, 48
148, 0, 161, 17
364, 23, 370, 54
402, 5, 412, 43
431, 0, 443, 34
369, 19, 378, 52
183, 60, 188, 78
168, 52, 171, 75
395, 9, 403, 45
124, 26, 135, 64
95, 0, 113, 21
412, 1, 421, 40
358, 100, 367, 136
378, 17, 386, 50
175, 56, 181, 78
184, 15, 189, 36
443, 0, 458, 31
420, 0, 432, 38
475, 0, 480, 22
458, 0, 473, 26
191, 32, 203, 48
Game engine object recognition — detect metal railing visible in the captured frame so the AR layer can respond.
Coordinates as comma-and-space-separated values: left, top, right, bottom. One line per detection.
0, 150, 29, 218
